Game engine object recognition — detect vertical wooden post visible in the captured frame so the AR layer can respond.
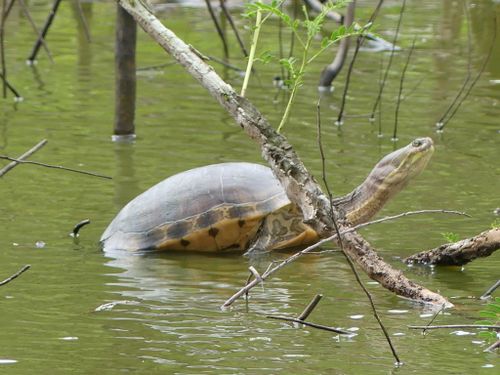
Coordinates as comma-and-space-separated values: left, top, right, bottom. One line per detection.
113, 3, 136, 140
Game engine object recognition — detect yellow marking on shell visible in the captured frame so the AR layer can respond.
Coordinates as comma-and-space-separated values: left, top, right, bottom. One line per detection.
154, 215, 264, 252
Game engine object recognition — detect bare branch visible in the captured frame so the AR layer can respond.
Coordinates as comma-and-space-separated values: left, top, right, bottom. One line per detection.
480, 280, 500, 300
0, 155, 112, 179
408, 324, 500, 330
297, 294, 323, 321
223, 210, 465, 308
0, 265, 31, 287
267, 315, 352, 335
0, 139, 48, 177
404, 228, 500, 266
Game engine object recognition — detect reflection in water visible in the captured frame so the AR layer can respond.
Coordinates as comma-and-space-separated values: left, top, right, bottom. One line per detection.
113, 142, 141, 209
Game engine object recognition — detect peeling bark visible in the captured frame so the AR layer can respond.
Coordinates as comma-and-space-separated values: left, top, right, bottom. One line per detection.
117, 0, 450, 307
404, 228, 500, 266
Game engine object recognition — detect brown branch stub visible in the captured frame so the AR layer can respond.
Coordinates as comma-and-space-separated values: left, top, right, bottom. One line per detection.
404, 228, 500, 266
0, 265, 31, 287
297, 294, 323, 321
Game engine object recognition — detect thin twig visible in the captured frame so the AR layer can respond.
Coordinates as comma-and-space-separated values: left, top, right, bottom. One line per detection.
266, 315, 352, 335
1, 0, 7, 98
337, 0, 384, 125
393, 36, 416, 141
297, 294, 323, 321
0, 139, 48, 177
0, 265, 31, 286
438, 16, 497, 130
219, 0, 247, 57
480, 280, 500, 300
204, 0, 229, 60
484, 340, 500, 352
75, 0, 92, 43
370, 0, 406, 127
436, 0, 472, 128
222, 209, 468, 308
327, 95, 401, 363
0, 72, 21, 98
408, 324, 500, 330
0, 155, 112, 179
27, 0, 63, 64
422, 303, 446, 334
207, 55, 243, 72
72, 219, 91, 237
4, 0, 15, 19
248, 266, 263, 283
18, 0, 54, 63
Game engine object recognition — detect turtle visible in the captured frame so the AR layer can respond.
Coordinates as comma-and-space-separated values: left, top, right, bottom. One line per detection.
100, 137, 434, 253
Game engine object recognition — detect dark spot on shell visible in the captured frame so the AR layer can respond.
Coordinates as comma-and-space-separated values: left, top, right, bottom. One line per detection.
228, 205, 255, 218
180, 239, 190, 247
238, 219, 245, 227
208, 227, 219, 237
166, 220, 190, 239
196, 210, 222, 229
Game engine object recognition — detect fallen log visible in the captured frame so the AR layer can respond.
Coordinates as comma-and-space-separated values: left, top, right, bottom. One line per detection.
404, 228, 500, 266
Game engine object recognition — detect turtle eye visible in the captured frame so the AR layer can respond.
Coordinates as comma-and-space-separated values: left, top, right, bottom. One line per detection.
412, 139, 422, 147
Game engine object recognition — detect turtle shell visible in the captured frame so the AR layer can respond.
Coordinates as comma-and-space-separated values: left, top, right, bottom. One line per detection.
100, 162, 290, 252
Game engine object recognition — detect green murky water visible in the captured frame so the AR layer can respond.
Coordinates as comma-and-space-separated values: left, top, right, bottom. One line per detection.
1, 1, 499, 373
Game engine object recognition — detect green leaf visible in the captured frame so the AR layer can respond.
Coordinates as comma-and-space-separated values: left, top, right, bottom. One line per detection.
441, 232, 460, 243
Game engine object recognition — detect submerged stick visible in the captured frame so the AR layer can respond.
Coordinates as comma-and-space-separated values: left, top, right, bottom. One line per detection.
408, 324, 500, 330
297, 294, 323, 321
0, 265, 31, 286
0, 72, 21, 99
371, 0, 406, 131
267, 315, 352, 335
219, 0, 247, 57
404, 228, 500, 266
0, 155, 112, 179
435, 0, 472, 128
75, 0, 92, 43
72, 219, 91, 237
336, 0, 384, 125
18, 0, 54, 63
484, 340, 500, 352
480, 280, 500, 300
438, 16, 497, 130
0, 139, 48, 177
1, 0, 7, 98
27, 0, 63, 64
392, 36, 416, 141
204, 0, 228, 59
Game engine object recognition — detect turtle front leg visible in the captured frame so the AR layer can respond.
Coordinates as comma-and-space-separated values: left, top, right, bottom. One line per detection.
244, 206, 318, 256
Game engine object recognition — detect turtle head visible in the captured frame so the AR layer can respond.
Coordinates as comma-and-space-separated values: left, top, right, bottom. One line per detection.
370, 137, 434, 192
337, 137, 434, 225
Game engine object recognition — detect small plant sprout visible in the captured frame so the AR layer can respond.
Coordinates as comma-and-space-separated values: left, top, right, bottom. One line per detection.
441, 232, 460, 243
242, 0, 362, 132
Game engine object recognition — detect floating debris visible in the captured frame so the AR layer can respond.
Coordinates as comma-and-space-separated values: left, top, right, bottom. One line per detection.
349, 314, 364, 320
0, 359, 17, 364
35, 241, 46, 248
94, 300, 140, 312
